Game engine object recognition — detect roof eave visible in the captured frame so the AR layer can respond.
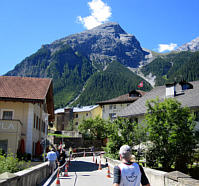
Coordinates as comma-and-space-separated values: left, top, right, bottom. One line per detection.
0, 97, 44, 103
98, 100, 137, 105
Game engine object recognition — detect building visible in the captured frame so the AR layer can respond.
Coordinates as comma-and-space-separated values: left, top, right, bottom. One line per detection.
118, 81, 199, 129
0, 76, 54, 156
73, 105, 102, 126
54, 105, 102, 132
54, 107, 73, 131
97, 90, 146, 120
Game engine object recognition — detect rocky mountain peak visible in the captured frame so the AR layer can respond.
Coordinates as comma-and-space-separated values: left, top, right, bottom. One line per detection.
49, 22, 148, 68
90, 22, 127, 35
176, 36, 199, 52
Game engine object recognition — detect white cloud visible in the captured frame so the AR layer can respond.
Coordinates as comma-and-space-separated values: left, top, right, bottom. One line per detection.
158, 43, 178, 52
77, 0, 112, 30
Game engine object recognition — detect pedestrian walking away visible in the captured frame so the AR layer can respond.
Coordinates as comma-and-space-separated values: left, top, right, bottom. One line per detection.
69, 146, 73, 158
113, 145, 150, 186
46, 148, 58, 174
58, 149, 67, 175
91, 146, 95, 153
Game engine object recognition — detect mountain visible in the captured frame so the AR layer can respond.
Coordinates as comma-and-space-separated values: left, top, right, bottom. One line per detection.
5, 22, 199, 108
140, 51, 199, 86
49, 22, 149, 69
176, 36, 199, 52
5, 22, 152, 108
74, 61, 152, 106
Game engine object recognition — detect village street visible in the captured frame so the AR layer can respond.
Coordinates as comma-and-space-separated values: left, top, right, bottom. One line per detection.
48, 156, 113, 186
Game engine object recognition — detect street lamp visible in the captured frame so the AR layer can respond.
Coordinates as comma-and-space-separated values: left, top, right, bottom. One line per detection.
43, 114, 50, 162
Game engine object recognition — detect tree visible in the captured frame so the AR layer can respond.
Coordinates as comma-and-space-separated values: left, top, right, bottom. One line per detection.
145, 98, 197, 172
105, 117, 140, 159
78, 116, 110, 141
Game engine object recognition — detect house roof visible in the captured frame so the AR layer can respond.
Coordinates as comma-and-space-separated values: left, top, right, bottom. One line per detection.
54, 108, 65, 114
0, 76, 54, 121
73, 105, 99, 113
54, 105, 99, 114
97, 90, 146, 105
0, 76, 52, 101
118, 81, 199, 117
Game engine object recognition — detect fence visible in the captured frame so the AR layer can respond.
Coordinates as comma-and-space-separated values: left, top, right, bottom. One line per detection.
104, 157, 199, 186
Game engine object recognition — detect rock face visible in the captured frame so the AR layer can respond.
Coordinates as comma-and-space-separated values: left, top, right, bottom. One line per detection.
176, 36, 199, 52
46, 22, 148, 68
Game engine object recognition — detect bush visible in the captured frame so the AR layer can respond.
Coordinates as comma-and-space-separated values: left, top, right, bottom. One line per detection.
0, 151, 30, 174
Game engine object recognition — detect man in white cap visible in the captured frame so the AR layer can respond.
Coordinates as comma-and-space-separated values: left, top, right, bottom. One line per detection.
113, 145, 150, 186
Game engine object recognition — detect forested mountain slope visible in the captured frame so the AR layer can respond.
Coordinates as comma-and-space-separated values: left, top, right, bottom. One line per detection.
75, 61, 152, 106
141, 51, 199, 86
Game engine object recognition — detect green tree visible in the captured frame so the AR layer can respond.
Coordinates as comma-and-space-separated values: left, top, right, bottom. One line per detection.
145, 98, 197, 172
78, 116, 110, 141
105, 117, 140, 159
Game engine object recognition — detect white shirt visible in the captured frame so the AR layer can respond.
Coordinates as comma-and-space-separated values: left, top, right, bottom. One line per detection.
118, 162, 141, 186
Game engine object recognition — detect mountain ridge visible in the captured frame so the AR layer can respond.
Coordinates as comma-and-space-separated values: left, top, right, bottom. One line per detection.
176, 36, 199, 52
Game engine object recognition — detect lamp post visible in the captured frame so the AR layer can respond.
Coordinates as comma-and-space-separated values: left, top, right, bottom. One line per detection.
43, 114, 49, 162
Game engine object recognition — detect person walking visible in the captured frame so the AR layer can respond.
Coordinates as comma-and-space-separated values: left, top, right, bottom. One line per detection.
69, 146, 73, 159
113, 145, 150, 186
46, 148, 57, 174
58, 149, 67, 176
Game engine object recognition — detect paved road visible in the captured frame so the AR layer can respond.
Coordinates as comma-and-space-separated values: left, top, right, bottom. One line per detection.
50, 156, 113, 186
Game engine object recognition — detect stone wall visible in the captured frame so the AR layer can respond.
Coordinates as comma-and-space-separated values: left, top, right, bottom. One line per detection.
104, 157, 199, 186
0, 162, 50, 186
164, 171, 199, 186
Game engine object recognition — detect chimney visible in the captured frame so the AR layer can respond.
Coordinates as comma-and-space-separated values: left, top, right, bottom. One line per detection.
165, 82, 176, 97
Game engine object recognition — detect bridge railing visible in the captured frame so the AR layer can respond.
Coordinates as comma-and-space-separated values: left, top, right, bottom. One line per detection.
0, 162, 50, 186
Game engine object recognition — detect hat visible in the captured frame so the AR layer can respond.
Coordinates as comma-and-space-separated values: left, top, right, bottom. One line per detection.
119, 145, 132, 161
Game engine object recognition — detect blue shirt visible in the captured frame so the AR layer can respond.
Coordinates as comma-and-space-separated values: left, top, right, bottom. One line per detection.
46, 151, 57, 161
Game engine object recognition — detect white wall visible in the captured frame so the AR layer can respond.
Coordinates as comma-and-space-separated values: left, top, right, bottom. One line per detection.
102, 103, 129, 120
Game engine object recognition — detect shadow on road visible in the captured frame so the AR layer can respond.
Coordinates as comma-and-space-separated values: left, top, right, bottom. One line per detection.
68, 160, 107, 172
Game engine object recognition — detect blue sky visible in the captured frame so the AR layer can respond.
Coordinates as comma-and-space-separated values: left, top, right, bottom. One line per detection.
0, 0, 199, 75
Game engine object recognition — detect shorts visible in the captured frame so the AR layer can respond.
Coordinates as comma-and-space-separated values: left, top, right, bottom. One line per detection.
49, 161, 56, 170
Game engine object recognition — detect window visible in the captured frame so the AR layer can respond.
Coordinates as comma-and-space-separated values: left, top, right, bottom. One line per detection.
36, 116, 38, 129
130, 94, 137, 98
75, 114, 78, 118
113, 105, 116, 109
32, 142, 35, 155
75, 122, 78, 125
0, 140, 8, 154
109, 105, 112, 110
86, 113, 88, 117
2, 111, 13, 120
180, 81, 193, 91
39, 118, 41, 130
33, 114, 36, 128
109, 113, 116, 120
